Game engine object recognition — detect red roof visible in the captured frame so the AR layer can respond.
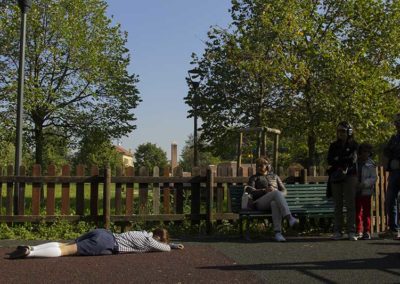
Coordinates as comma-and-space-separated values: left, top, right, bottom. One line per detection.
114, 145, 133, 157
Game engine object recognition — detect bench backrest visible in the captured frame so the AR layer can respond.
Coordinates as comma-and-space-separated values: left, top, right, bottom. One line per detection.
229, 185, 245, 213
285, 184, 334, 214
229, 183, 332, 214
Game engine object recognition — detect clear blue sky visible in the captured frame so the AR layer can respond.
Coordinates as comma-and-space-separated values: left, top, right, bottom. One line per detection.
105, 0, 232, 159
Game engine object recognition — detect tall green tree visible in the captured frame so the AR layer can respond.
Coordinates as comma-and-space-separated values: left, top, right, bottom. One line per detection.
134, 143, 168, 172
179, 134, 221, 172
0, 0, 141, 167
74, 128, 121, 169
187, 0, 400, 167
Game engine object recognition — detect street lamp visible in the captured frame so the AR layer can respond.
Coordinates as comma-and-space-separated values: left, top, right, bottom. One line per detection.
14, 0, 31, 215
188, 68, 201, 168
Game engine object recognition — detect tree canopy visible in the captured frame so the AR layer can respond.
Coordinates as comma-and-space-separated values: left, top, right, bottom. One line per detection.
186, 0, 400, 167
134, 143, 168, 173
179, 134, 221, 172
0, 0, 141, 166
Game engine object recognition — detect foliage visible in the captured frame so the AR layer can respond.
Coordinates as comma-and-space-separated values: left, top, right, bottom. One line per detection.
134, 142, 168, 172
0, 0, 141, 167
179, 134, 222, 172
0, 220, 94, 240
74, 128, 122, 169
186, 0, 400, 167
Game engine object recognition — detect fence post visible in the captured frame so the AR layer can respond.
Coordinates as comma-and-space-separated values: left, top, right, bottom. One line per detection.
61, 165, 70, 215
162, 166, 170, 214
31, 164, 42, 215
236, 132, 243, 176
6, 165, 14, 216
206, 166, 214, 234
301, 168, 308, 184
103, 167, 111, 230
191, 167, 201, 225
175, 166, 184, 216
309, 166, 317, 177
47, 164, 56, 216
18, 165, 26, 215
139, 166, 149, 215
114, 166, 122, 215
125, 167, 134, 216
153, 166, 160, 215
90, 166, 99, 220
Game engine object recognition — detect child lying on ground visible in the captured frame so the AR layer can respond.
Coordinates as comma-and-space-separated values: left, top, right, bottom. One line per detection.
8, 228, 184, 259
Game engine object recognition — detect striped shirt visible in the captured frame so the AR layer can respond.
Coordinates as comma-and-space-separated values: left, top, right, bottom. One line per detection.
113, 230, 171, 253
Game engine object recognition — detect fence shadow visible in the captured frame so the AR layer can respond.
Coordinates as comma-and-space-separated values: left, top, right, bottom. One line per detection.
197, 252, 400, 283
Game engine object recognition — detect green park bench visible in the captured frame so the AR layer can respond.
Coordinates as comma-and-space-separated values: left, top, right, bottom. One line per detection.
229, 183, 334, 239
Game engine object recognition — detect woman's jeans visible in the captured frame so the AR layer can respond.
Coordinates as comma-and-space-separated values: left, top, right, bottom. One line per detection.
254, 190, 291, 232
331, 176, 357, 234
385, 170, 400, 231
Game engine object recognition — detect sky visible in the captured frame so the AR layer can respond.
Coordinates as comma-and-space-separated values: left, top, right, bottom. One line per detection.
105, 1, 232, 159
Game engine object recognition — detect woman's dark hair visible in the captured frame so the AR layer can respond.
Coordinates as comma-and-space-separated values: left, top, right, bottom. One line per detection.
337, 121, 353, 136
255, 157, 270, 166
255, 157, 272, 171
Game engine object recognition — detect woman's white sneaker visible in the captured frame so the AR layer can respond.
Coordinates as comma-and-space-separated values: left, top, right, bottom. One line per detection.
289, 216, 299, 227
275, 232, 286, 242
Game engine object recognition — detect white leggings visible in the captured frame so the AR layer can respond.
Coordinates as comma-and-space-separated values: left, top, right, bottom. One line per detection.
254, 190, 291, 232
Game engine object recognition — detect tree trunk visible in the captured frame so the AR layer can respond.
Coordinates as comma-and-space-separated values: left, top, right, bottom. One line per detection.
307, 134, 316, 168
34, 123, 45, 204
34, 124, 44, 167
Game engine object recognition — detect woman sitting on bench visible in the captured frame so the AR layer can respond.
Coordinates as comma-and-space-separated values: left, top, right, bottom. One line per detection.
247, 157, 298, 242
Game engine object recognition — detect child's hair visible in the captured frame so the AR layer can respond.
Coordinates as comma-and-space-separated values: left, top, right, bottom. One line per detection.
358, 143, 373, 156
152, 228, 170, 243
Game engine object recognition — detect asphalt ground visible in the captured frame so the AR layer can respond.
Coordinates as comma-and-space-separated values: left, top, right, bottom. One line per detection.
1, 235, 399, 284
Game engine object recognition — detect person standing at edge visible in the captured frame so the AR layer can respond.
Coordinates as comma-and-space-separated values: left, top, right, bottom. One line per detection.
383, 113, 400, 237
327, 122, 359, 241
355, 143, 377, 240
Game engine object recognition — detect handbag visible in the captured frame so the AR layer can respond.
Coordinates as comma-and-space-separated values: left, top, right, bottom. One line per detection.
330, 168, 348, 183
241, 192, 255, 210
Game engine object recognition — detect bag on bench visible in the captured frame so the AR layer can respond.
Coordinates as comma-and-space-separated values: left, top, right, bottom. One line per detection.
241, 191, 255, 210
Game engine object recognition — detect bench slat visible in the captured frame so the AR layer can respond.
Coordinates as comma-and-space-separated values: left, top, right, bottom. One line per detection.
229, 184, 334, 238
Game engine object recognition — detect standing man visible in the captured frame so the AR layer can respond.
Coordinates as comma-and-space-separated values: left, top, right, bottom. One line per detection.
383, 113, 400, 236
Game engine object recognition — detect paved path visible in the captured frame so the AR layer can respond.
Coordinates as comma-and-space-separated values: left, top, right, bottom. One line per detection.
188, 236, 400, 283
1, 236, 399, 283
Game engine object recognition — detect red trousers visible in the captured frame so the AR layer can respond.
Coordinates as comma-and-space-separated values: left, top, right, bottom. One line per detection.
356, 195, 371, 233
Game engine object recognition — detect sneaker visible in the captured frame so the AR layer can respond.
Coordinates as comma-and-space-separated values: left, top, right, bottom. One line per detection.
362, 232, 371, 240
348, 233, 358, 241
356, 232, 363, 240
8, 246, 30, 259
288, 216, 299, 227
17, 245, 32, 251
274, 232, 286, 242
331, 232, 343, 240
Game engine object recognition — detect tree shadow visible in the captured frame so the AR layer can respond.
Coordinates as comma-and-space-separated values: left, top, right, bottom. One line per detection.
179, 235, 334, 244
197, 252, 400, 283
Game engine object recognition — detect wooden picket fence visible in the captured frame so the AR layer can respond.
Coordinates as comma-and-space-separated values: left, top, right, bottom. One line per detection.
0, 164, 389, 233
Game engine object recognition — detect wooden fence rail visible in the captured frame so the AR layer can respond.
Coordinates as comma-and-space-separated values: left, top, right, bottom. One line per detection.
0, 164, 388, 233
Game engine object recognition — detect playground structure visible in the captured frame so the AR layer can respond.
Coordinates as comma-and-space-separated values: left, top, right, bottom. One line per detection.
235, 127, 281, 175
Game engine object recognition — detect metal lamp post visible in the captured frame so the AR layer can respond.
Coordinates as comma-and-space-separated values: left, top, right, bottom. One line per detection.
14, 0, 31, 215
188, 69, 201, 167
